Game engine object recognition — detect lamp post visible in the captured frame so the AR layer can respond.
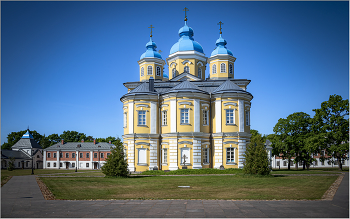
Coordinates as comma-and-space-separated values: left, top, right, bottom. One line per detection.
31, 150, 34, 175
75, 153, 77, 172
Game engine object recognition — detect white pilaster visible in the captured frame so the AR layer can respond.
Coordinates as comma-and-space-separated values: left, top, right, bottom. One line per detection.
150, 101, 157, 134
238, 140, 246, 168
57, 150, 60, 169
192, 140, 202, 169
149, 140, 158, 170
128, 102, 134, 134
238, 99, 244, 132
43, 151, 46, 169
90, 151, 93, 169
215, 99, 222, 133
194, 99, 200, 132
170, 99, 177, 133
76, 150, 78, 170
169, 138, 178, 170
214, 139, 223, 169
128, 140, 135, 172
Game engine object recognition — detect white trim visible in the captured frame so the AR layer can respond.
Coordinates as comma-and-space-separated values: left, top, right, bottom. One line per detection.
215, 99, 222, 133
197, 61, 204, 67
147, 65, 153, 75
128, 102, 134, 134
136, 104, 149, 108
178, 101, 192, 106
223, 102, 237, 107
194, 99, 200, 132
182, 60, 193, 65
238, 100, 244, 132
170, 62, 177, 68
150, 102, 157, 134
170, 99, 177, 132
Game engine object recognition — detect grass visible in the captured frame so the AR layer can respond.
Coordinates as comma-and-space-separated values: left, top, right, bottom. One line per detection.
140, 168, 243, 175
40, 174, 338, 200
271, 167, 348, 175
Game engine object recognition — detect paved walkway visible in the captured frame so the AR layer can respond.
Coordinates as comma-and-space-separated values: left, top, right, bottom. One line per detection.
1, 173, 348, 218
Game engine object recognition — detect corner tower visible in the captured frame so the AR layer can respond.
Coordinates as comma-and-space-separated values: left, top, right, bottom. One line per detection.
166, 8, 207, 80
138, 25, 165, 81
208, 22, 236, 80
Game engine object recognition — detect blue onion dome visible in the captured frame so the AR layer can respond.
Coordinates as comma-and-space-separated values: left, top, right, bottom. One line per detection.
170, 21, 204, 54
140, 37, 162, 59
211, 34, 233, 56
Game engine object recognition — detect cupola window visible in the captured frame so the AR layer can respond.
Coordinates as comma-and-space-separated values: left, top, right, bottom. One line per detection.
198, 68, 202, 79
184, 66, 189, 73
156, 66, 161, 76
172, 68, 176, 78
141, 67, 144, 76
229, 64, 233, 74
147, 66, 153, 75
212, 64, 217, 74
220, 63, 226, 73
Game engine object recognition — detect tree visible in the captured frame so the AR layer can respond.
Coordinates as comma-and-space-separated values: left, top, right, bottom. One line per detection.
243, 134, 270, 175
271, 112, 312, 170
46, 134, 61, 147
7, 157, 15, 171
60, 131, 87, 142
312, 94, 349, 170
101, 138, 129, 177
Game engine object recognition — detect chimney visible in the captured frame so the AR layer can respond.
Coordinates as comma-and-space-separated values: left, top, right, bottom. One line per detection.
61, 139, 64, 145
81, 139, 84, 143
93, 139, 96, 145
149, 77, 154, 91
109, 141, 112, 144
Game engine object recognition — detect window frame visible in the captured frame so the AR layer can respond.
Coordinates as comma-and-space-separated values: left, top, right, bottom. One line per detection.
226, 147, 235, 164
101, 153, 104, 158
86, 153, 90, 158
203, 110, 209, 126
123, 112, 127, 128
203, 148, 209, 164
172, 68, 176, 78
226, 109, 235, 125
86, 163, 89, 168
47, 162, 50, 167
54, 153, 57, 158
184, 66, 189, 73
72, 153, 75, 158
198, 68, 202, 79
141, 67, 144, 76
59, 152, 63, 158
137, 148, 147, 165
66, 153, 69, 158
229, 64, 233, 74
220, 63, 226, 73
162, 149, 168, 164
138, 110, 146, 126
94, 153, 97, 158
212, 64, 217, 74
53, 162, 57, 167
162, 111, 167, 126
48, 153, 51, 158
156, 66, 161, 76
180, 108, 189, 124
245, 110, 250, 126
147, 66, 153, 75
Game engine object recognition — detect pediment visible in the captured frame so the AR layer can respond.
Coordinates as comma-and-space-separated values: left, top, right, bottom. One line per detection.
170, 73, 201, 82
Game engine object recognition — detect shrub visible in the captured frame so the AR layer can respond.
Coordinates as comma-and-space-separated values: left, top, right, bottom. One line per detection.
243, 134, 270, 175
7, 157, 15, 171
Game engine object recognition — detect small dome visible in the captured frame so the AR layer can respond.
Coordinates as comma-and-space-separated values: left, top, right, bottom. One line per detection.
211, 35, 233, 56
170, 22, 204, 54
140, 38, 162, 59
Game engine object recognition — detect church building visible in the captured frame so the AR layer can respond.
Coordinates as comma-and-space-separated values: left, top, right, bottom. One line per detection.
120, 9, 253, 172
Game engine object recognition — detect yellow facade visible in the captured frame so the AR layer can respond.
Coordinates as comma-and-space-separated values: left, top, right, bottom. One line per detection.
138, 59, 165, 81
167, 58, 207, 80
208, 56, 236, 80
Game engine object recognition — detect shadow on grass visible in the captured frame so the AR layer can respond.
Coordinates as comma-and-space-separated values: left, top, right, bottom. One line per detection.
273, 175, 286, 177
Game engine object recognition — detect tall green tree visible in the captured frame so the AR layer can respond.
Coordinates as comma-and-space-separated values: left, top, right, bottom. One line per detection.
243, 134, 270, 175
101, 138, 128, 177
272, 112, 312, 170
60, 131, 87, 142
312, 94, 349, 170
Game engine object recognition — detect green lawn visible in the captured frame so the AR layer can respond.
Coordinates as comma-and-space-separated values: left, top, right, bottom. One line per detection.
40, 174, 338, 200
140, 168, 243, 175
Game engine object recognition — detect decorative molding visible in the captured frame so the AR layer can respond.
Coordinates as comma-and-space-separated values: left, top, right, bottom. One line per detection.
224, 141, 239, 145
136, 104, 149, 108
161, 142, 169, 145
178, 101, 192, 106
201, 142, 210, 145
170, 62, 177, 68
178, 141, 193, 145
223, 102, 237, 107
197, 61, 204, 67
123, 106, 128, 109
135, 142, 150, 146
201, 103, 209, 107
182, 60, 193, 65
161, 104, 169, 108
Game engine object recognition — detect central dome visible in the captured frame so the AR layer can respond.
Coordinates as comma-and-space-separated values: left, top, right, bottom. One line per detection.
169, 22, 204, 54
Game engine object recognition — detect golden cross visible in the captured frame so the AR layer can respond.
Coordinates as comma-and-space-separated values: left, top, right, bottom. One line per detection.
218, 21, 224, 34
158, 50, 162, 54
183, 7, 189, 21
148, 25, 154, 37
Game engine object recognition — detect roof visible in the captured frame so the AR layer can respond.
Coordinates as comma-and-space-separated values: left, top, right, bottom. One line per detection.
1, 150, 32, 160
121, 81, 158, 99
22, 130, 34, 139
140, 37, 162, 59
170, 21, 204, 54
45, 142, 115, 151
212, 79, 252, 96
165, 80, 208, 94
211, 34, 233, 57
11, 138, 42, 150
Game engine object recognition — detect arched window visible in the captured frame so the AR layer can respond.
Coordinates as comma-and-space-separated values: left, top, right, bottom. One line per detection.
220, 63, 226, 73
212, 64, 217, 74
172, 68, 176, 78
184, 66, 189, 73
147, 66, 153, 75
198, 68, 202, 79
229, 64, 233, 74
141, 67, 144, 76
156, 66, 161, 76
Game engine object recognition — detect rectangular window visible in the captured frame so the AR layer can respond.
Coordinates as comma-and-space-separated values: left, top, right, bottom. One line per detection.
314, 160, 318, 166
162, 111, 167, 126
66, 153, 69, 158
101, 153, 104, 158
123, 113, 127, 128
277, 161, 280, 166
48, 153, 51, 158
246, 111, 250, 126
60, 153, 63, 158
138, 111, 146, 125
47, 162, 50, 167
162, 149, 168, 163
107, 153, 110, 157
86, 163, 89, 168
54, 163, 56, 167
283, 161, 287, 166
94, 153, 97, 158
226, 148, 234, 163
60, 163, 62, 167
226, 109, 234, 124
80, 153, 83, 158
203, 110, 208, 125
138, 149, 147, 164
86, 153, 89, 158
203, 148, 209, 163
54, 153, 57, 158
72, 153, 75, 158
181, 109, 189, 124
72, 163, 75, 168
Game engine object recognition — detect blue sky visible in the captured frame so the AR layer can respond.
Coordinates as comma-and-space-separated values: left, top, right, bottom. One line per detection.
2, 1, 349, 144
